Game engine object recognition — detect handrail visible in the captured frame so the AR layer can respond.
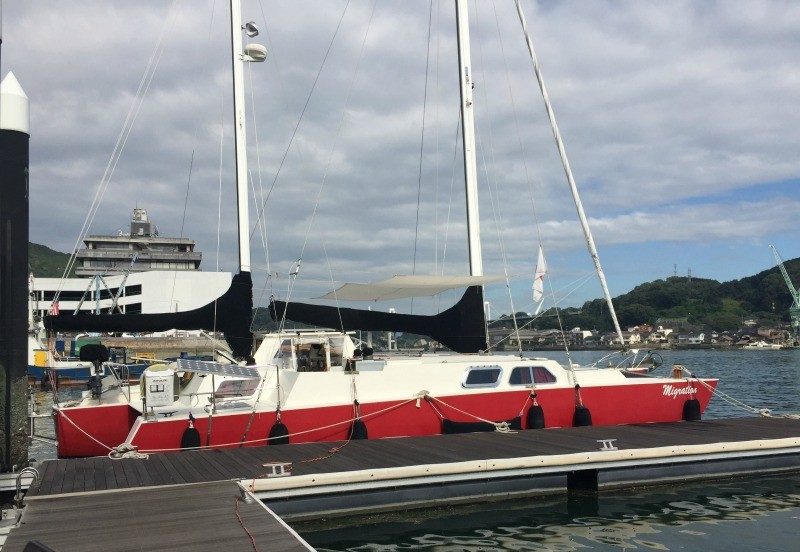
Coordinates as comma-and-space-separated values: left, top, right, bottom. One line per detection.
15, 467, 40, 508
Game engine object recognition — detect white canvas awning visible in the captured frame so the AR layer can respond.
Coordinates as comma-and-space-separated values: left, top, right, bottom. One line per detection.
316, 275, 503, 301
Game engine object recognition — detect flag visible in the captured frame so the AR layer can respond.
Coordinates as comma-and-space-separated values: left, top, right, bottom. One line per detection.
532, 246, 546, 313
49, 301, 60, 316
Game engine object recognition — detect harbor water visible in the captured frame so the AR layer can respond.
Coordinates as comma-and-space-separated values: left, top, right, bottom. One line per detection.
28, 349, 800, 550
297, 349, 800, 551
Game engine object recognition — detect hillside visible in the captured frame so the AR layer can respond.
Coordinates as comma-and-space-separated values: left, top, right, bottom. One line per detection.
29, 242, 73, 278
504, 257, 800, 332
29, 240, 800, 333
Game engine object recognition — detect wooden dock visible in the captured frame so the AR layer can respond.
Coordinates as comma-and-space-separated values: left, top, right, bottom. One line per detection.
3, 481, 313, 552
5, 416, 800, 549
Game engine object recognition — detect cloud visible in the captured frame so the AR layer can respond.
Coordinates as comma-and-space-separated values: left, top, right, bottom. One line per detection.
4, 0, 800, 312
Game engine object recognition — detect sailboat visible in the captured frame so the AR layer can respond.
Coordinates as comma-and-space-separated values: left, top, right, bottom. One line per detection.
45, 0, 717, 459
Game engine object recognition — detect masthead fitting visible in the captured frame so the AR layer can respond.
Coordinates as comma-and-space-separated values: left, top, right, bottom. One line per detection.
244, 21, 259, 37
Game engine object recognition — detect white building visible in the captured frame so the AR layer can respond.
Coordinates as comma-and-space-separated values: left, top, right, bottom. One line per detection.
31, 271, 232, 319
75, 208, 202, 277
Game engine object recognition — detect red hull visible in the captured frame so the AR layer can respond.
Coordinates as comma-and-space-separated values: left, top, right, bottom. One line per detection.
55, 380, 716, 458
55, 404, 140, 457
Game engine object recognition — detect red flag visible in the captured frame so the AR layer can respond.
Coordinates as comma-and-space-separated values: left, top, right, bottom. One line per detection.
49, 301, 60, 315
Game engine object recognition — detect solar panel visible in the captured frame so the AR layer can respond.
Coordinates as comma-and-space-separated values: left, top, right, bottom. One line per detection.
175, 359, 261, 379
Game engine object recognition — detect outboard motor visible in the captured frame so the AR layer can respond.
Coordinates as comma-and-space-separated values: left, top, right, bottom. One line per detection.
80, 344, 109, 398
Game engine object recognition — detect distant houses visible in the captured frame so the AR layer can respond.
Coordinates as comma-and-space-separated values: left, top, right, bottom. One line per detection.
487, 319, 792, 351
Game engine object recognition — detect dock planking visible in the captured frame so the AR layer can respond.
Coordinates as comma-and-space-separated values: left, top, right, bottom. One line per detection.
8, 416, 800, 549
3, 481, 313, 552
26, 416, 800, 498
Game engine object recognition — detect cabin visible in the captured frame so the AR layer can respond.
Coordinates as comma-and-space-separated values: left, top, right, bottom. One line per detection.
254, 331, 357, 372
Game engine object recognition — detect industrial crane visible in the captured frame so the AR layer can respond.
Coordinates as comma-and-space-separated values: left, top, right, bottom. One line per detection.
769, 245, 800, 346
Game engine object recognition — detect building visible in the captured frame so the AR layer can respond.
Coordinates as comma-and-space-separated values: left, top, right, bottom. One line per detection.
602, 331, 642, 347
677, 333, 706, 345
74, 208, 201, 276
30, 271, 232, 319
30, 208, 225, 320
649, 326, 674, 344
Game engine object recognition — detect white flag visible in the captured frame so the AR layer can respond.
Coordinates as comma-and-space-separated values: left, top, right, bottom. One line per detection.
532, 246, 547, 311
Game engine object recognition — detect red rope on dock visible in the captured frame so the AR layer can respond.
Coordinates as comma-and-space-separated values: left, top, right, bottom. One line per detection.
234, 497, 259, 552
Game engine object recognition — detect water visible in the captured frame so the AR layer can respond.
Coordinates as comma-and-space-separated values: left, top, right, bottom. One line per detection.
296, 349, 800, 551
525, 349, 800, 419
299, 474, 800, 551
27, 350, 800, 550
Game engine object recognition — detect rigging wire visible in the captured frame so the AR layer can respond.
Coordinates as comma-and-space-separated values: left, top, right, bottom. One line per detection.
255, 0, 288, 104
471, 0, 523, 354
411, 0, 435, 283
211, 88, 226, 341
433, 0, 441, 287
513, 0, 625, 347
246, 61, 270, 284
490, 0, 574, 366
440, 114, 461, 276
322, 242, 345, 332
248, 0, 352, 240
216, 91, 225, 274
490, 0, 543, 247
278, 0, 376, 331
485, 272, 594, 352
55, 0, 181, 300
246, 58, 275, 332
170, 0, 219, 310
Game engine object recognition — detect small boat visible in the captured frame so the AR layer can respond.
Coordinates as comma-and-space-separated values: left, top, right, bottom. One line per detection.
742, 340, 782, 350
27, 335, 146, 385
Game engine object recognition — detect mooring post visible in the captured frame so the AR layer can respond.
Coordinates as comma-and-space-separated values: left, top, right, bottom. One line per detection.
567, 469, 599, 493
0, 71, 31, 471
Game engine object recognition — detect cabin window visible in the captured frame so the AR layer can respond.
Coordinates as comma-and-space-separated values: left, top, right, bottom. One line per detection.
509, 366, 557, 385
273, 339, 293, 369
463, 366, 502, 388
273, 339, 293, 359
329, 337, 344, 367
296, 342, 328, 372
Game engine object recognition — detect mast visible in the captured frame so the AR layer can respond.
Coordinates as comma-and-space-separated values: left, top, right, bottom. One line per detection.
455, 0, 483, 277
513, 0, 625, 344
230, 0, 251, 273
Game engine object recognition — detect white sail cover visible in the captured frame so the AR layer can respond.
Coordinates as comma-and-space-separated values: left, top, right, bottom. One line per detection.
532, 246, 547, 313
317, 275, 503, 301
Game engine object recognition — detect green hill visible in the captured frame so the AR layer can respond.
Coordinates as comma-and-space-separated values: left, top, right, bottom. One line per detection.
29, 242, 73, 278
31, 238, 797, 333
505, 257, 800, 332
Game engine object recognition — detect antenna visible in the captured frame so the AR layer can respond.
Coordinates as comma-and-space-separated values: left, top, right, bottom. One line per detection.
673, 264, 677, 278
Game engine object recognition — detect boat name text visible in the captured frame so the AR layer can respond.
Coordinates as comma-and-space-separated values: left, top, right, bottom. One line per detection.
662, 384, 697, 399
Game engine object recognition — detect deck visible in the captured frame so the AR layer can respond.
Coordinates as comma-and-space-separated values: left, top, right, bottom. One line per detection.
3, 481, 313, 552
6, 416, 800, 550
26, 416, 800, 498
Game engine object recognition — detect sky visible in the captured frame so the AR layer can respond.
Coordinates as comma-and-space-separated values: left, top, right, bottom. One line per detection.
3, 0, 800, 318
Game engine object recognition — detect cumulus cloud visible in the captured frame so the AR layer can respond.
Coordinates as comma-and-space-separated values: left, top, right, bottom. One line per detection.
4, 0, 800, 312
